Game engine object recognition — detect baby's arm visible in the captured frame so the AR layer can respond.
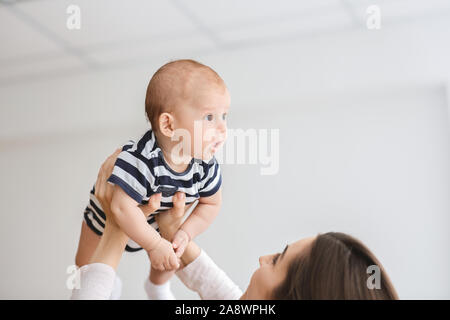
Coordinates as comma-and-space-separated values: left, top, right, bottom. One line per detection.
172, 188, 222, 257
110, 185, 179, 270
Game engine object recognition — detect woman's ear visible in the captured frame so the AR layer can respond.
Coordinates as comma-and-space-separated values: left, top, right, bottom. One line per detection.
158, 112, 175, 138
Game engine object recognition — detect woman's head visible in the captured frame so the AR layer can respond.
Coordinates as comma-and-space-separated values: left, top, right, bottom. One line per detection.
243, 232, 398, 300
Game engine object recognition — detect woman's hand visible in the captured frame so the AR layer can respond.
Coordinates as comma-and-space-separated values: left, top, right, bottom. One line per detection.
156, 193, 202, 269
155, 192, 190, 242
89, 148, 126, 268
94, 148, 121, 219
90, 148, 166, 270
172, 229, 190, 258
94, 148, 161, 219
93, 149, 194, 269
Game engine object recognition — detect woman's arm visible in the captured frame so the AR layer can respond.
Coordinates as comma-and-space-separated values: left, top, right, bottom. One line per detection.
91, 149, 171, 270
71, 149, 163, 300
89, 148, 129, 270
71, 149, 129, 300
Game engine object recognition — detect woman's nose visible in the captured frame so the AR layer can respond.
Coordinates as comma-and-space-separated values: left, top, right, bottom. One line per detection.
259, 255, 271, 267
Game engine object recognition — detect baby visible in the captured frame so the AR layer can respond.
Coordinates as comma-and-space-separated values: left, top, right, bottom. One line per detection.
75, 59, 229, 296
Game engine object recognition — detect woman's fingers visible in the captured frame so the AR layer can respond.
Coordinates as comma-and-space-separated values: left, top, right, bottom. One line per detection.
94, 165, 106, 201
173, 234, 188, 257
169, 255, 180, 270
94, 148, 121, 202
172, 192, 186, 218
172, 229, 186, 249
140, 193, 162, 217
163, 259, 171, 271
175, 240, 187, 258
105, 148, 122, 172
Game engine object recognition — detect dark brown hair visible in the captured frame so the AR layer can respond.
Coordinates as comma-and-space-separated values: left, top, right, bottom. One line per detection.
145, 59, 225, 132
272, 232, 399, 300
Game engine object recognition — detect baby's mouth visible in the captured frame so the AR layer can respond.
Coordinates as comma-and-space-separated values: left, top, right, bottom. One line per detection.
210, 140, 223, 153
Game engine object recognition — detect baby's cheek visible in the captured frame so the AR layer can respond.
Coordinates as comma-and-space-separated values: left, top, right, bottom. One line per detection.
202, 127, 216, 143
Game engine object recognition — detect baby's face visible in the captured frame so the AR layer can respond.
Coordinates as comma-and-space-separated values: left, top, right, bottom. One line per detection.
173, 85, 230, 161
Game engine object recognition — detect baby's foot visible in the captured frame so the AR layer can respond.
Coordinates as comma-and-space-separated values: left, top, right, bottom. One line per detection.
144, 278, 175, 300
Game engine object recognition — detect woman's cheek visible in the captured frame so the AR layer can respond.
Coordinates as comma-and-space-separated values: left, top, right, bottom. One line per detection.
247, 267, 272, 299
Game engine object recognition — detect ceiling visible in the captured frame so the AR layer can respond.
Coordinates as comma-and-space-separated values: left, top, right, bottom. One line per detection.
1, 0, 450, 88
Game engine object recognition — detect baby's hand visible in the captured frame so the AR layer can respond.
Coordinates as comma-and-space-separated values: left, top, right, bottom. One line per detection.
172, 229, 190, 258
147, 238, 180, 271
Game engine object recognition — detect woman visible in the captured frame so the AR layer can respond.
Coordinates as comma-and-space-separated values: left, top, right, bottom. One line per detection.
71, 150, 398, 300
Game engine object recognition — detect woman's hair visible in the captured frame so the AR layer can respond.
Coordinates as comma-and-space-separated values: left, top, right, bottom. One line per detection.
272, 232, 399, 300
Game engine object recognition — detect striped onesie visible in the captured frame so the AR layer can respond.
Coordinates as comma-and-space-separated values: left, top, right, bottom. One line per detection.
83, 129, 222, 252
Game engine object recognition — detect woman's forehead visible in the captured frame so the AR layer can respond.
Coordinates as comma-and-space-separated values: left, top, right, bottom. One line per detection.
287, 236, 316, 257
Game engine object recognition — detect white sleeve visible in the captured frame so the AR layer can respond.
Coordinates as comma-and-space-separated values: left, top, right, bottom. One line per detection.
175, 250, 243, 300
70, 263, 116, 300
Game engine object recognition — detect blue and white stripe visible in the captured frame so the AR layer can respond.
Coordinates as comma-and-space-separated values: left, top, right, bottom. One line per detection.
83, 129, 222, 252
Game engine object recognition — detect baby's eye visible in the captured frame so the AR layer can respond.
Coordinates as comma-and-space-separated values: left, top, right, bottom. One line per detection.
204, 114, 214, 121
222, 113, 227, 121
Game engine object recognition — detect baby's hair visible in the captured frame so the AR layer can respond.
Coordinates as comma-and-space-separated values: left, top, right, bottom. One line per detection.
145, 59, 226, 132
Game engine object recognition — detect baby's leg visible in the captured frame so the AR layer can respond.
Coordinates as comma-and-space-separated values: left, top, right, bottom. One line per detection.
144, 257, 176, 299
75, 220, 101, 267
149, 266, 176, 284
74, 220, 123, 299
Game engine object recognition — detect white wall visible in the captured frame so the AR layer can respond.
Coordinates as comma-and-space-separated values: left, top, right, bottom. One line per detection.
0, 10, 449, 299
218, 86, 450, 300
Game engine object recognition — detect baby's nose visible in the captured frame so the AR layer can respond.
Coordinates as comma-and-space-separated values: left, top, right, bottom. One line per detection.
217, 120, 226, 133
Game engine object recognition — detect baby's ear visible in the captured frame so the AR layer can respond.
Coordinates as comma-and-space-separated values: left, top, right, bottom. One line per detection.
158, 112, 175, 138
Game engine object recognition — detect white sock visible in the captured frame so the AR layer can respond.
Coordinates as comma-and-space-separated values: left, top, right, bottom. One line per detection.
70, 263, 116, 300
144, 279, 175, 300
109, 275, 122, 300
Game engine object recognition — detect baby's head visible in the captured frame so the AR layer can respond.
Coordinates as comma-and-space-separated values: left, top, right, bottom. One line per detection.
145, 59, 230, 161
